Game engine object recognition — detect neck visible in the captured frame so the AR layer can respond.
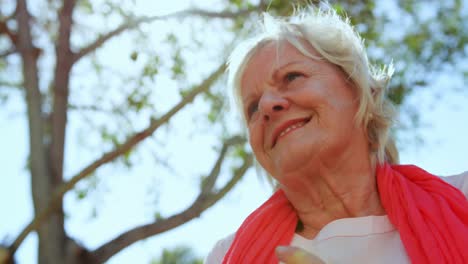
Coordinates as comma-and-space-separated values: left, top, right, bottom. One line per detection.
280, 156, 385, 239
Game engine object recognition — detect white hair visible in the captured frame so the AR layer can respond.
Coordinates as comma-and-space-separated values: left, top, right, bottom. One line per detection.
228, 6, 398, 164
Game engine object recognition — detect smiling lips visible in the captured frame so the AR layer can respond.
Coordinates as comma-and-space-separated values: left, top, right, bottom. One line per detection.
271, 117, 311, 147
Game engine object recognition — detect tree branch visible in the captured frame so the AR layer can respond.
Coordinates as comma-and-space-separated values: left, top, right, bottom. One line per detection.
67, 103, 111, 113
0, 81, 23, 90
43, 2, 79, 261
8, 62, 226, 255
72, 5, 265, 63
72, 17, 139, 63
201, 136, 246, 193
179, 7, 261, 19
0, 246, 13, 264
16, 0, 48, 219
88, 137, 252, 263
14, 0, 52, 259
50, 0, 76, 186
0, 48, 16, 58
0, 19, 18, 44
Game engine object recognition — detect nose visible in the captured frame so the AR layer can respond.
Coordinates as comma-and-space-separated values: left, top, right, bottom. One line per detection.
258, 92, 290, 121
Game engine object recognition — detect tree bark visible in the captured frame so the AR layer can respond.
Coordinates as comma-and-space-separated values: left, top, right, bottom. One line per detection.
16, 0, 66, 263
46, 0, 77, 263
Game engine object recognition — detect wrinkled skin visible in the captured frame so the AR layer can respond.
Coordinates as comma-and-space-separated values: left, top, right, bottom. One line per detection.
240, 40, 364, 184
240, 40, 384, 250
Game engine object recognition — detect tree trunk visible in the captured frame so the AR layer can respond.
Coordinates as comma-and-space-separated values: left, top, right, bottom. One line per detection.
16, 1, 67, 263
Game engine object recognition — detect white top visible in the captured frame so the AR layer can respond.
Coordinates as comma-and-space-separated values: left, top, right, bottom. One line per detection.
205, 172, 468, 264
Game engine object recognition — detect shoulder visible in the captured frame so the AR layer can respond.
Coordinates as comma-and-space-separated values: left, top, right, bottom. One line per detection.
204, 233, 235, 264
440, 171, 468, 198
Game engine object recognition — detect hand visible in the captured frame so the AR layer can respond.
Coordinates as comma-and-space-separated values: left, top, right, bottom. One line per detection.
276, 246, 326, 264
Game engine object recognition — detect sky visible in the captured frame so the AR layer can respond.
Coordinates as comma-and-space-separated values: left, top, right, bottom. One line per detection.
1, 0, 467, 263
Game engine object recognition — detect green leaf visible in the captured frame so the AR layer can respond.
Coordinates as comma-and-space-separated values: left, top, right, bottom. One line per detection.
332, 3, 345, 16
404, 33, 426, 52
207, 111, 217, 123
233, 145, 247, 159
463, 71, 468, 79
101, 128, 120, 146
76, 189, 87, 200
143, 65, 159, 80
402, 0, 414, 13
77, 0, 93, 14
0, 58, 7, 70
151, 246, 203, 264
387, 84, 407, 106
171, 49, 185, 79
143, 56, 161, 80
154, 212, 164, 221
166, 33, 178, 45
229, 0, 243, 8
130, 51, 138, 61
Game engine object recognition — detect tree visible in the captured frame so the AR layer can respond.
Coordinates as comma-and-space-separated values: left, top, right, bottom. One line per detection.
150, 246, 203, 264
0, 0, 263, 263
0, 0, 466, 263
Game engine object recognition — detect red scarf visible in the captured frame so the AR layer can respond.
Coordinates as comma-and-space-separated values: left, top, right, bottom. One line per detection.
222, 163, 468, 263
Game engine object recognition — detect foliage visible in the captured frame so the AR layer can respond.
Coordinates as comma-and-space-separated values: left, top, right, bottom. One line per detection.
150, 246, 203, 264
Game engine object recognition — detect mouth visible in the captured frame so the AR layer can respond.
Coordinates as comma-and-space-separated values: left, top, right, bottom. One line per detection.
271, 116, 312, 148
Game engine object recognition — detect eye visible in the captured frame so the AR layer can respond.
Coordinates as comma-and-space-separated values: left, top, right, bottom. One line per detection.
284, 72, 304, 83
246, 101, 259, 119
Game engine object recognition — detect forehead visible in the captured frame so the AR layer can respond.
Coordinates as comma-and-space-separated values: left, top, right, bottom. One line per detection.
239, 40, 318, 98
244, 40, 313, 75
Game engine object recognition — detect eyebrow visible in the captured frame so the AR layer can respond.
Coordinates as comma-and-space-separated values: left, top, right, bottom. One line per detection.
272, 60, 309, 81
240, 60, 310, 106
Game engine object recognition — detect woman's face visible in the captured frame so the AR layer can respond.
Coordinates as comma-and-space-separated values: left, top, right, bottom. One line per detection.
240, 40, 366, 180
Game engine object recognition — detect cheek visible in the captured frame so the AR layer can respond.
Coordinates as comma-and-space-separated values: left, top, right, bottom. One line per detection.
248, 123, 274, 170
292, 83, 326, 111
248, 123, 263, 154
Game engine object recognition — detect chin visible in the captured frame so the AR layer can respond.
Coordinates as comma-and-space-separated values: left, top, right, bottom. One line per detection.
273, 156, 310, 178
272, 147, 321, 181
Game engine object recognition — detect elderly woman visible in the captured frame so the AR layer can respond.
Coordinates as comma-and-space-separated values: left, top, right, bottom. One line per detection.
206, 6, 468, 264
